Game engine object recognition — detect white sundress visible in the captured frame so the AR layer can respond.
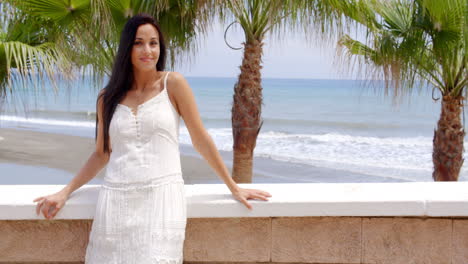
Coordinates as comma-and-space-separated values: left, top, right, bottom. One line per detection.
85, 72, 187, 264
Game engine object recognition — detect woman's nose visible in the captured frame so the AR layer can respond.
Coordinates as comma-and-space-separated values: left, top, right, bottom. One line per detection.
143, 44, 151, 54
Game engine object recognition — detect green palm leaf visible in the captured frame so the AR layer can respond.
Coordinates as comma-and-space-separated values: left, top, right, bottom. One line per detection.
11, 0, 91, 26
0, 40, 70, 95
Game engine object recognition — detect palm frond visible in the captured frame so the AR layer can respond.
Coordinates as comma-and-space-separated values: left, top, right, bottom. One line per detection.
11, 0, 91, 26
1, 40, 71, 96
338, 0, 467, 102
373, 0, 413, 35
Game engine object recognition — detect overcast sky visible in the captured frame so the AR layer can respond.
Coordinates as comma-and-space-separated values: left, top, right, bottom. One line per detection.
178, 22, 360, 80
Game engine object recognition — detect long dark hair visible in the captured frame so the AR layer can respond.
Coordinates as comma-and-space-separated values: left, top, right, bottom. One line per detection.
96, 13, 166, 153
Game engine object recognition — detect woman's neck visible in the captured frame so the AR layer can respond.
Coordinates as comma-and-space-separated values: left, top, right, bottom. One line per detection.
132, 68, 161, 91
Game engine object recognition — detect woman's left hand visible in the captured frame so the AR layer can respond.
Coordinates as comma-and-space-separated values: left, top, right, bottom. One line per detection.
231, 187, 272, 210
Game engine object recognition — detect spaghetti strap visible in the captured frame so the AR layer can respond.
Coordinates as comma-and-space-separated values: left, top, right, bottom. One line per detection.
164, 72, 170, 91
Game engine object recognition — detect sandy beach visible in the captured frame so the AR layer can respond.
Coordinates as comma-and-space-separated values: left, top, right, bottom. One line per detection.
0, 127, 429, 184
0, 127, 266, 185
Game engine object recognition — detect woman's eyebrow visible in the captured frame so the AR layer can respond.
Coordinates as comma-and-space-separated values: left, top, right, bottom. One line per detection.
135, 37, 158, 40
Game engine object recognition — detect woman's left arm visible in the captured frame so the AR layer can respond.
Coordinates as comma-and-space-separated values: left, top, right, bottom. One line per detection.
167, 72, 272, 210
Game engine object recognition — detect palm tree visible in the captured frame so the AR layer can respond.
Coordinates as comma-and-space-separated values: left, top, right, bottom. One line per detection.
338, 0, 467, 181
223, 0, 280, 183
223, 0, 360, 183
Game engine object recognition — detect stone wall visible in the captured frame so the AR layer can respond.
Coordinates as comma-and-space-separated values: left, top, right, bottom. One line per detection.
1, 217, 467, 263
1, 182, 468, 263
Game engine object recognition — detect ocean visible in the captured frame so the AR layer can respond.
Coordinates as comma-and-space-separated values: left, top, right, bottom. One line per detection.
1, 76, 467, 182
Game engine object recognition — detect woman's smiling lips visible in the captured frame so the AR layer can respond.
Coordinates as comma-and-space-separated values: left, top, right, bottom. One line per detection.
140, 58, 153, 62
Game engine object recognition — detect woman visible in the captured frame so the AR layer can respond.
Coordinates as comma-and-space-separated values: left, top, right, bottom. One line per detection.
33, 13, 271, 263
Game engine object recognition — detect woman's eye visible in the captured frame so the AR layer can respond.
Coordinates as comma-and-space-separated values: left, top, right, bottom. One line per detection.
134, 41, 141, 45
151, 42, 158, 45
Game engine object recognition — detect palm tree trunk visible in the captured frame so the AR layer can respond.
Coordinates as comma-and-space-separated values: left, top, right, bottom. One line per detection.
231, 40, 263, 183
432, 95, 465, 181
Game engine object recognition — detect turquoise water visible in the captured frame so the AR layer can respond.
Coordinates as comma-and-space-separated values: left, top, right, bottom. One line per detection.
1, 76, 467, 182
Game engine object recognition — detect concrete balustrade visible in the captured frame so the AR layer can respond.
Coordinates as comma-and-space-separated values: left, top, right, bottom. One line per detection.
1, 182, 468, 263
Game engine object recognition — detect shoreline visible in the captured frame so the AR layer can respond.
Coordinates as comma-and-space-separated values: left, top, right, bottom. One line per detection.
0, 127, 436, 184
0, 127, 267, 185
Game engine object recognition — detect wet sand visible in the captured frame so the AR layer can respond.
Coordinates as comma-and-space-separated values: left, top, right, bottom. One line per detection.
0, 127, 412, 185
0, 128, 260, 185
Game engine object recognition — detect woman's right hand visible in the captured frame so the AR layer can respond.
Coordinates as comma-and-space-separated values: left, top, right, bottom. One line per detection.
33, 190, 69, 220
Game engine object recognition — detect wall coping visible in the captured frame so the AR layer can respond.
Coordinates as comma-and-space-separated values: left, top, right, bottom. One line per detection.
1, 182, 468, 220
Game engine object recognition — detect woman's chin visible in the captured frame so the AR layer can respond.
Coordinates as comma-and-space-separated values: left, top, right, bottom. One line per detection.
133, 65, 157, 72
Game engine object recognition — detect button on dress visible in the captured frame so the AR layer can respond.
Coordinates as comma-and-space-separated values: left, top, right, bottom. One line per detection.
85, 72, 187, 264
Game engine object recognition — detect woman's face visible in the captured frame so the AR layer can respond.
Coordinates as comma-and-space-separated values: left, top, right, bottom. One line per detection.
131, 24, 160, 72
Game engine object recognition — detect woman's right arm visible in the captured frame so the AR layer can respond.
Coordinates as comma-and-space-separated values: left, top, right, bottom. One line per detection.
33, 94, 110, 219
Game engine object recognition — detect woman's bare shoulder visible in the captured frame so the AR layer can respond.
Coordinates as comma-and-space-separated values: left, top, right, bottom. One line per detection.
166, 72, 189, 93
167, 71, 185, 83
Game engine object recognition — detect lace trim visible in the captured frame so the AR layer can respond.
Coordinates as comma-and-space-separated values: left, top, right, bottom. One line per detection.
91, 232, 185, 242
91, 226, 186, 239
151, 230, 185, 241
86, 250, 183, 264
102, 173, 184, 191
151, 257, 183, 264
